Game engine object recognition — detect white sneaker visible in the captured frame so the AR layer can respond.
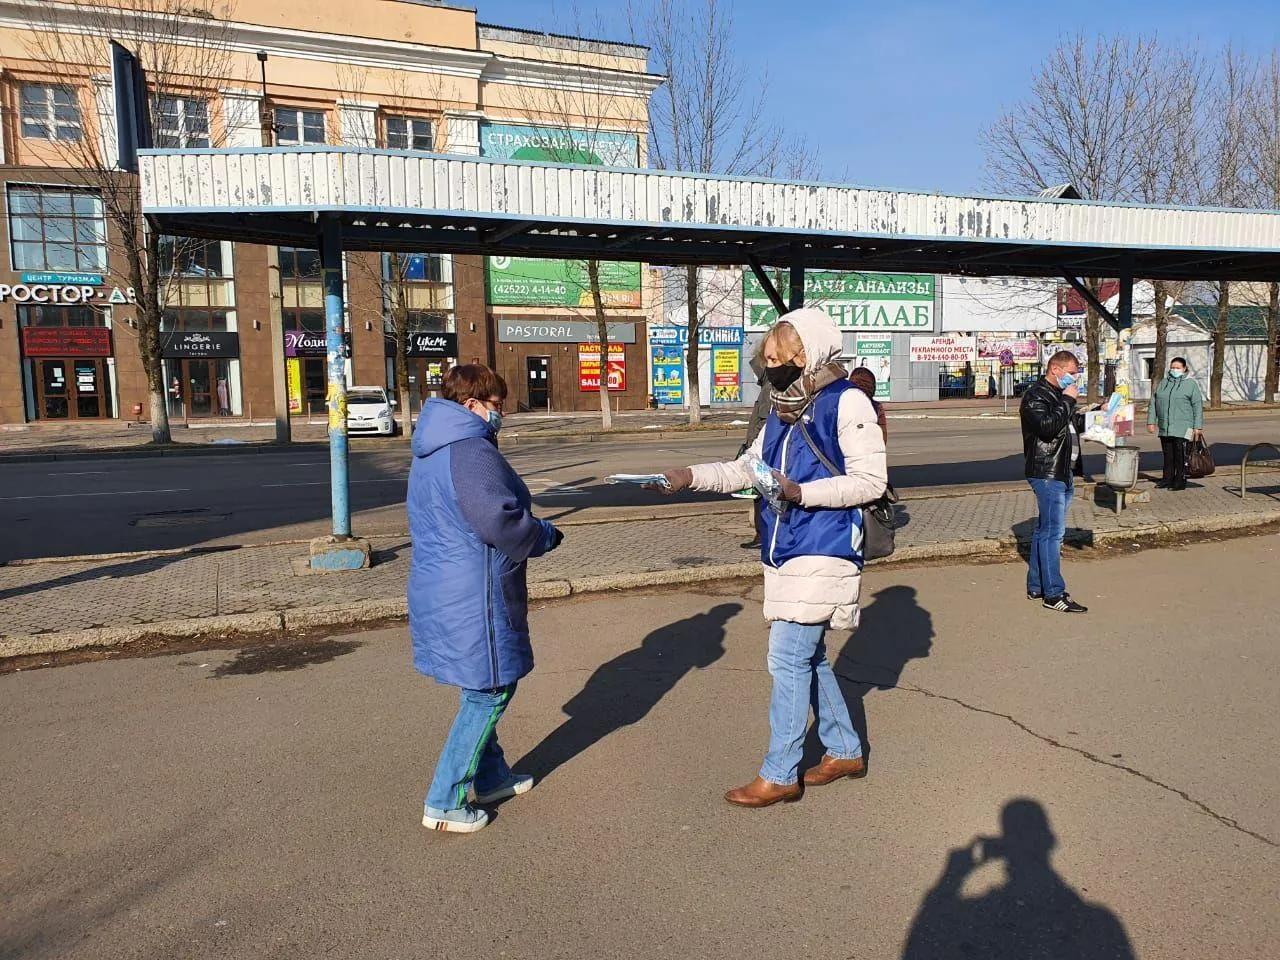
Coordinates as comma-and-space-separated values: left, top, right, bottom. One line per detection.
474, 774, 535, 805
423, 804, 490, 834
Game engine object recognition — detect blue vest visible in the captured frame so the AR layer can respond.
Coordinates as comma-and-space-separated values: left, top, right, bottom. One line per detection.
760, 379, 864, 569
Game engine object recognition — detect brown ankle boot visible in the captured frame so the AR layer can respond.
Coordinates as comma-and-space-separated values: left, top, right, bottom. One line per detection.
723, 776, 802, 808
803, 755, 867, 787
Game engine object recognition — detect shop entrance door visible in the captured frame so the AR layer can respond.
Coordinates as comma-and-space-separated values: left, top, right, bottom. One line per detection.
185, 359, 214, 417
34, 359, 106, 419
526, 356, 550, 410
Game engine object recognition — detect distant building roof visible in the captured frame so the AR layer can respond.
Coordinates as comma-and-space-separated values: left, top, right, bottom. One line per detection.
1039, 184, 1082, 200
1173, 304, 1272, 339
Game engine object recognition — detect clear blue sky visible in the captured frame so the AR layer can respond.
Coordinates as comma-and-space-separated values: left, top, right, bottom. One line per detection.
472, 0, 1277, 193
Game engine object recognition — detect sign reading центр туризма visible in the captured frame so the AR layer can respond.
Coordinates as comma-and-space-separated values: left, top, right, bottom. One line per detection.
744, 272, 935, 331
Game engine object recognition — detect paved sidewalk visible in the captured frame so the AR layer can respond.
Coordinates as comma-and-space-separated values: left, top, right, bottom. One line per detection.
4, 469, 1278, 654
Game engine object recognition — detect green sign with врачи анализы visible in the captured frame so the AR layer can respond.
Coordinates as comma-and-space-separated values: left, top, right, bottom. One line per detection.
744, 271, 935, 331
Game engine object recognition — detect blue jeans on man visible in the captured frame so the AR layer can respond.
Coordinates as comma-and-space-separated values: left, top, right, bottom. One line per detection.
426, 683, 517, 811
1027, 478, 1072, 599
760, 620, 863, 785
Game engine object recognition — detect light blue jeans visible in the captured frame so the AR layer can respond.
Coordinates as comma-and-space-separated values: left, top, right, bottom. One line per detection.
760, 620, 862, 785
425, 683, 516, 811
1027, 478, 1073, 599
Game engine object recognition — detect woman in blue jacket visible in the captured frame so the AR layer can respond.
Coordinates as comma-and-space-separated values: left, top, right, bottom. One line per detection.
407, 364, 562, 833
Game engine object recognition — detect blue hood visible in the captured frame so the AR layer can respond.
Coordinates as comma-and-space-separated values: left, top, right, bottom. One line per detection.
412, 398, 494, 458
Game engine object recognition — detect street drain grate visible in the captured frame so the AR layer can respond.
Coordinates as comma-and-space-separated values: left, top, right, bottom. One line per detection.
131, 508, 228, 528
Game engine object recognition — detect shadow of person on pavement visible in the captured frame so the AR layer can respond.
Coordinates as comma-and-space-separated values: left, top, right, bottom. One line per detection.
514, 602, 740, 782
817, 584, 933, 765
901, 799, 1135, 959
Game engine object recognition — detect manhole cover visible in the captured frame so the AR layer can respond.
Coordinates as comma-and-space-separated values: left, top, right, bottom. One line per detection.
131, 509, 228, 528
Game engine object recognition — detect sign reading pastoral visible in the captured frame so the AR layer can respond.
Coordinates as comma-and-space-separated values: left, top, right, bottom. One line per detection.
910, 335, 976, 364
578, 342, 626, 392
744, 271, 934, 331
480, 122, 642, 308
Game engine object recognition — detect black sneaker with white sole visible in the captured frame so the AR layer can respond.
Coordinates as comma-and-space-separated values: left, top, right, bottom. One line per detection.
1043, 595, 1088, 613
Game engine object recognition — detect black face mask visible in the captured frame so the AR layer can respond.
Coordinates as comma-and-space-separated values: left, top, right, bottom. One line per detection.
766, 362, 803, 392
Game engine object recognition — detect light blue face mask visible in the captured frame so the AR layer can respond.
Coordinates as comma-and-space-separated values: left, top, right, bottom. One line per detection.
486, 410, 503, 432
1057, 372, 1077, 389
1170, 368, 1186, 379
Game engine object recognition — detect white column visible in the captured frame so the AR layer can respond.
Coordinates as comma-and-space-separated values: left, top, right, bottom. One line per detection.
443, 111, 483, 155
220, 89, 263, 148
337, 100, 379, 148
92, 75, 118, 170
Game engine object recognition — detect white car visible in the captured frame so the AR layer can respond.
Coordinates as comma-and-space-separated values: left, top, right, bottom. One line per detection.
346, 386, 398, 436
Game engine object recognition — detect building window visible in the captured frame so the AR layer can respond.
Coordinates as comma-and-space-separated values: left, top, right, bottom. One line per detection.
7, 185, 107, 273
385, 252, 444, 283
385, 116, 432, 152
19, 84, 82, 141
274, 108, 326, 146
161, 307, 229, 331
285, 308, 325, 333
158, 236, 224, 278
155, 97, 210, 148
278, 247, 321, 281
17, 304, 105, 327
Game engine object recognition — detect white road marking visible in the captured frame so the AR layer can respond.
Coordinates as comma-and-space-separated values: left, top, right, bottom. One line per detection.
261, 478, 407, 488
0, 487, 189, 501
49, 470, 110, 476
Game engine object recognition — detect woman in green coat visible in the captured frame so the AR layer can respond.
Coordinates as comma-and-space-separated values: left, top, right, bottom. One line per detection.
1146, 356, 1204, 491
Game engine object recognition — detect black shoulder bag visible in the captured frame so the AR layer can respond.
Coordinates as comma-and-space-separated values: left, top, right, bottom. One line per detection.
796, 419, 898, 561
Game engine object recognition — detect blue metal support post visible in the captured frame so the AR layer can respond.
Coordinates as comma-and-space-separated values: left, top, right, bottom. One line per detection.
308, 216, 371, 570
321, 216, 350, 538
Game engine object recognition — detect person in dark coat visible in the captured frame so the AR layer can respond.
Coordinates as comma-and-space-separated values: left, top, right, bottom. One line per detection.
849, 367, 888, 442
740, 356, 774, 549
407, 364, 563, 833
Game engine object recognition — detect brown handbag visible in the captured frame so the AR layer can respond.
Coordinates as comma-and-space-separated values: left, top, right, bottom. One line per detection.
1187, 436, 1215, 479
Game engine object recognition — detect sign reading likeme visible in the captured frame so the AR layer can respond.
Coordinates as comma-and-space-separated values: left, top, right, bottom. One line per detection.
384, 332, 459, 358
744, 272, 935, 331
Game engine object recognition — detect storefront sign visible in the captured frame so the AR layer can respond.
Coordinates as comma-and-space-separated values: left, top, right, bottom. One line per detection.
578, 342, 626, 392
21, 272, 103, 285
479, 122, 642, 308
384, 332, 459, 358
487, 257, 642, 309
712, 347, 741, 404
977, 336, 1040, 361
651, 343, 684, 405
285, 330, 351, 357
0, 283, 134, 305
21, 326, 112, 357
497, 320, 636, 344
648, 326, 744, 346
910, 335, 976, 363
160, 330, 240, 359
286, 359, 303, 414
744, 272, 935, 331
852, 335, 892, 399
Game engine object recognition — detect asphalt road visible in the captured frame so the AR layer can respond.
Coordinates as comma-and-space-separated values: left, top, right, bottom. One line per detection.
1, 410, 1277, 561
2, 534, 1277, 959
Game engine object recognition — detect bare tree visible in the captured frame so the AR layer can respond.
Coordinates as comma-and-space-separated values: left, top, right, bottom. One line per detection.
20, 0, 241, 442
983, 34, 1158, 400
1246, 53, 1280, 403
633, 0, 811, 422
1206, 48, 1255, 407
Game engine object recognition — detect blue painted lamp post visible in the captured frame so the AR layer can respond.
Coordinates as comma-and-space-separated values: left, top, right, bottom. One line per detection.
309, 215, 371, 570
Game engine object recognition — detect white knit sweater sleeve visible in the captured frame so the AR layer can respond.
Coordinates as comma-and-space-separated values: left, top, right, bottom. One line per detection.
688, 431, 764, 494
798, 389, 888, 508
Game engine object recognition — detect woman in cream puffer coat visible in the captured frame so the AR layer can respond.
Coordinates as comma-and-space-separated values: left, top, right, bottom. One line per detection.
657, 307, 888, 808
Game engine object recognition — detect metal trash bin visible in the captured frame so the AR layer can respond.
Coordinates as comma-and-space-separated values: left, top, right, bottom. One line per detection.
1104, 445, 1140, 489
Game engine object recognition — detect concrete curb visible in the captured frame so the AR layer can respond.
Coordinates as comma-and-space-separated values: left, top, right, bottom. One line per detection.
5, 509, 1279, 662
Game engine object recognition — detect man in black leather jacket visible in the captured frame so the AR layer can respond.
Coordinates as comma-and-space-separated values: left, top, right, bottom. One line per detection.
1020, 351, 1088, 614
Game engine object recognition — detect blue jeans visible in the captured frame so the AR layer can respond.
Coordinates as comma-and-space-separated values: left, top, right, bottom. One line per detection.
425, 683, 516, 811
1027, 478, 1072, 599
760, 620, 862, 785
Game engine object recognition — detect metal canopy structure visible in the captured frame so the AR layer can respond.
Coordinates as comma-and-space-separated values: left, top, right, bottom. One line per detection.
140, 147, 1280, 283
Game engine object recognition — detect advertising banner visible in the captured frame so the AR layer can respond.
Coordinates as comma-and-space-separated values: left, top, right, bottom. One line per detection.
286, 358, 302, 414
578, 342, 626, 392
21, 326, 112, 357
712, 347, 741, 404
647, 326, 743, 346
910, 335, 977, 364
480, 122, 642, 308
744, 271, 934, 331
651, 343, 684, 405
976, 336, 1040, 361
285, 330, 351, 358
852, 335, 892, 399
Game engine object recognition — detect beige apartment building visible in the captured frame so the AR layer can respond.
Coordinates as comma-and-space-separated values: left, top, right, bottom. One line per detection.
0, 0, 661, 425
